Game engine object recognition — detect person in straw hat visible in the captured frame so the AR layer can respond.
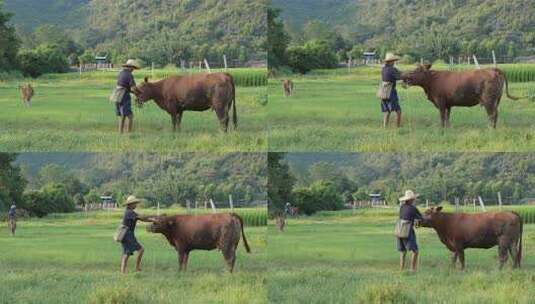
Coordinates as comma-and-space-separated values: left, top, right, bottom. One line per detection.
397, 189, 423, 272
119, 195, 153, 274
116, 59, 140, 134
381, 52, 403, 128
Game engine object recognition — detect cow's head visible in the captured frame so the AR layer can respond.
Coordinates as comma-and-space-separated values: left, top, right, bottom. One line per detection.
401, 64, 432, 86
420, 206, 443, 227
146, 215, 175, 234
132, 77, 153, 107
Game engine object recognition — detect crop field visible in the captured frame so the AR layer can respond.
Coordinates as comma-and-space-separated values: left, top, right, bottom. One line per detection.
268, 64, 535, 152
267, 208, 535, 304
0, 207, 267, 304
0, 68, 267, 152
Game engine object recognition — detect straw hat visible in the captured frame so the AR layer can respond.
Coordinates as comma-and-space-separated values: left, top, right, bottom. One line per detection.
384, 52, 400, 63
399, 190, 419, 202
122, 59, 140, 69
122, 195, 142, 206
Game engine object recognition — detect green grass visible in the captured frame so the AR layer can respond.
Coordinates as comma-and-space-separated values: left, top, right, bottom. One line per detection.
267, 208, 535, 304
0, 68, 267, 152
0, 209, 267, 304
268, 64, 535, 152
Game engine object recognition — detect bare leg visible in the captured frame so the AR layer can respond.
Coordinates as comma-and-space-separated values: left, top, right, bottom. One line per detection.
118, 116, 126, 133
411, 250, 419, 272
135, 247, 144, 271
395, 110, 402, 128
383, 112, 391, 128
400, 251, 407, 271
120, 254, 129, 274
126, 114, 134, 133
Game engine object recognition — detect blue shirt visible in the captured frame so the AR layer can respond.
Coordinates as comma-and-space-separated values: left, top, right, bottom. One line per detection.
122, 208, 138, 232
399, 204, 422, 223
8, 206, 16, 218
117, 69, 136, 92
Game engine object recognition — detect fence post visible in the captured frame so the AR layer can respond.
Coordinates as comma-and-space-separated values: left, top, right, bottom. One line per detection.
477, 196, 486, 211
223, 54, 228, 71
209, 199, 216, 213
151, 62, 155, 79
455, 197, 459, 212
204, 59, 211, 73
229, 194, 233, 210
157, 202, 160, 216
492, 50, 497, 67
194, 200, 198, 215
79, 62, 82, 80
186, 199, 191, 213
497, 192, 502, 209
473, 55, 480, 69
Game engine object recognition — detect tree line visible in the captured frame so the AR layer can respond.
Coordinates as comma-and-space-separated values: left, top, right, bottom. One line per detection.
0, 0, 266, 78
269, 153, 535, 215
269, 0, 535, 73
1, 153, 267, 218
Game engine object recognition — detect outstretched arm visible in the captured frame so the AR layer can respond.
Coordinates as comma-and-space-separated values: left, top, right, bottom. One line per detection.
137, 215, 157, 222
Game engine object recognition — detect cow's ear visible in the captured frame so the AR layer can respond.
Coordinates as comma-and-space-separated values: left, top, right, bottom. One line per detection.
144, 76, 149, 83
436, 206, 443, 212
423, 64, 432, 70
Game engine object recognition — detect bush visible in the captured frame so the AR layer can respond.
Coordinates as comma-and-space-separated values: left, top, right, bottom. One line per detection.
18, 44, 69, 78
292, 181, 343, 215
22, 183, 75, 217
287, 40, 338, 74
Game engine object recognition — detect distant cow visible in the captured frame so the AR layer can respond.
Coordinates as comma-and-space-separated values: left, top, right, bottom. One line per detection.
19, 83, 34, 107
282, 79, 294, 97
420, 207, 523, 270
401, 65, 519, 128
132, 73, 237, 132
146, 213, 251, 272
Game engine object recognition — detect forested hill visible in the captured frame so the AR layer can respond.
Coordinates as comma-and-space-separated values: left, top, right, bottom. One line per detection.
14, 153, 267, 206
4, 0, 266, 64
4, 0, 88, 32
272, 0, 535, 58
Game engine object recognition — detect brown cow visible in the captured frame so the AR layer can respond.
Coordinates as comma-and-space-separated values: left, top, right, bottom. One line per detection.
19, 83, 34, 107
401, 65, 519, 128
282, 79, 294, 97
146, 213, 251, 272
420, 207, 523, 270
132, 73, 237, 132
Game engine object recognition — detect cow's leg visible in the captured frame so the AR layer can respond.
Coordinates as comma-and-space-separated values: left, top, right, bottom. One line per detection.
214, 104, 229, 132
451, 251, 459, 269
171, 114, 178, 132
458, 250, 465, 270
439, 106, 447, 128
484, 104, 498, 129
498, 246, 509, 270
508, 245, 520, 269
177, 251, 186, 271
446, 107, 452, 128
223, 248, 236, 273
182, 252, 190, 271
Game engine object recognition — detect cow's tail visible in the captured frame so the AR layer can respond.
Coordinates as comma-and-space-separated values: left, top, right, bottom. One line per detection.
231, 77, 237, 130
517, 214, 523, 267
497, 69, 520, 100
233, 213, 250, 253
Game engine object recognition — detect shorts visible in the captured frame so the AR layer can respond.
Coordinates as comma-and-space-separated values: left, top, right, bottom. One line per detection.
121, 232, 142, 256
381, 99, 401, 113
116, 95, 133, 117
397, 228, 418, 252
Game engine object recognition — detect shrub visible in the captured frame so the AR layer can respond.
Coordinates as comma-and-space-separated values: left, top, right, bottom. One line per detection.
293, 181, 343, 215
22, 183, 75, 217
287, 40, 339, 74
18, 44, 69, 78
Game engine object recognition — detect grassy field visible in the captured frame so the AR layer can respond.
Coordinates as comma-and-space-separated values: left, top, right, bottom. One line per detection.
268, 64, 535, 152
0, 68, 267, 152
0, 208, 267, 304
267, 208, 535, 304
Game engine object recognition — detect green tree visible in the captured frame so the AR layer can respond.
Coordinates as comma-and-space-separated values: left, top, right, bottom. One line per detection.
268, 153, 295, 213
0, 153, 26, 211
267, 6, 290, 69
0, 2, 19, 71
